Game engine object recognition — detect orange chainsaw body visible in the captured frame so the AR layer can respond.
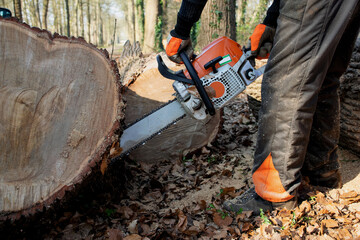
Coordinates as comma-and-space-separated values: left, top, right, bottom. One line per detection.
184, 36, 244, 79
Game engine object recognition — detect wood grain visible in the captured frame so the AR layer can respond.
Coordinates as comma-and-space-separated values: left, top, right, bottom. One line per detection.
0, 18, 123, 218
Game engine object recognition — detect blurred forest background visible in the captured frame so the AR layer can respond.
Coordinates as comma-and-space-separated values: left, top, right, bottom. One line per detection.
2, 0, 271, 55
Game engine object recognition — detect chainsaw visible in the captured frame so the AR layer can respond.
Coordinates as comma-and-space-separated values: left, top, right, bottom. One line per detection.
117, 36, 265, 158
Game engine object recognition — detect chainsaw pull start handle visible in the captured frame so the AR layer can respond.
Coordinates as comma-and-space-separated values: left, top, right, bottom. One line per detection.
180, 52, 216, 116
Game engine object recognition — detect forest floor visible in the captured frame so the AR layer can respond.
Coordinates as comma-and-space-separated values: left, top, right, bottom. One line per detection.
2, 93, 360, 240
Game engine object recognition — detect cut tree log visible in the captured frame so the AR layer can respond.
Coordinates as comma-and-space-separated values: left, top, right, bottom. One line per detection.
116, 44, 222, 163
340, 36, 360, 157
0, 18, 124, 219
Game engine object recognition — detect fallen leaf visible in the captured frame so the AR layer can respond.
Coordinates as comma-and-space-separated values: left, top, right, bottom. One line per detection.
107, 228, 123, 240
298, 200, 311, 214
123, 234, 142, 240
139, 223, 151, 236
128, 220, 138, 234
100, 157, 108, 175
212, 229, 228, 239
213, 212, 233, 227
340, 191, 358, 199
116, 206, 134, 219
162, 218, 176, 225
240, 222, 253, 232
183, 226, 200, 236
109, 141, 123, 159
325, 203, 340, 215
338, 228, 353, 239
322, 219, 338, 228
176, 210, 188, 232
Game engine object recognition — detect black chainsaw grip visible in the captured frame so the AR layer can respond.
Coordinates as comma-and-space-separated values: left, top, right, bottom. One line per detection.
180, 52, 216, 116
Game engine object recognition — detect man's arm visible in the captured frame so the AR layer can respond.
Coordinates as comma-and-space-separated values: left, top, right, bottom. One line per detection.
166, 0, 208, 63
174, 0, 208, 38
263, 0, 280, 28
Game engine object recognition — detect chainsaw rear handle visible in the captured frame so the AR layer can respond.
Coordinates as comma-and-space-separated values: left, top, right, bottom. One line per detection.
180, 52, 216, 116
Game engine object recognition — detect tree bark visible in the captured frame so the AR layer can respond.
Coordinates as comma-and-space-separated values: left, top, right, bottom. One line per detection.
12, 0, 22, 22
0, 18, 123, 219
135, 0, 144, 45
42, 0, 49, 29
29, 0, 39, 27
75, 0, 79, 36
65, 0, 70, 36
22, 0, 30, 24
250, 0, 269, 25
98, 1, 103, 45
237, 0, 247, 26
127, 0, 136, 42
79, 0, 85, 37
35, 0, 42, 28
52, 0, 60, 33
198, 0, 236, 49
143, 0, 159, 53
87, 0, 91, 42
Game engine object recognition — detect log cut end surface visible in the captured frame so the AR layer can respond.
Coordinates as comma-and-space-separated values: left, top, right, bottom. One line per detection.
0, 18, 123, 218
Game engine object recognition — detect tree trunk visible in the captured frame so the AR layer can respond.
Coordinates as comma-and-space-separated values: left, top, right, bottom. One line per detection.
143, 0, 159, 53
75, 0, 79, 36
237, 0, 247, 25
98, 1, 103, 46
42, 0, 49, 29
0, 18, 123, 220
35, 0, 42, 28
250, 0, 269, 26
339, 37, 360, 157
65, 0, 70, 36
52, 0, 60, 33
79, 0, 85, 37
12, 0, 22, 22
198, 0, 236, 49
135, 0, 144, 45
87, 0, 91, 42
127, 0, 136, 42
22, 0, 30, 24
29, 0, 40, 27
236, 0, 248, 45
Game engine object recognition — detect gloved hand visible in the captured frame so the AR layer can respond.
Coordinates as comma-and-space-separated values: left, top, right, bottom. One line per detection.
248, 23, 275, 59
166, 30, 194, 64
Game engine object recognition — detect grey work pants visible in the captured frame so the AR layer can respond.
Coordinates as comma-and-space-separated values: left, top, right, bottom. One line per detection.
252, 0, 360, 202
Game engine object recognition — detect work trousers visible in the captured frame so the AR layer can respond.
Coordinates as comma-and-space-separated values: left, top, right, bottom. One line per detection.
252, 0, 360, 202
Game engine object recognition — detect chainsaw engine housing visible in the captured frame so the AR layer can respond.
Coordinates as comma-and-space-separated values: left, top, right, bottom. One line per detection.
184, 36, 256, 109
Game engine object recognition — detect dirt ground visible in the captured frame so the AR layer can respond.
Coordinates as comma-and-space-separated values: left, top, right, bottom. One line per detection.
1, 93, 360, 239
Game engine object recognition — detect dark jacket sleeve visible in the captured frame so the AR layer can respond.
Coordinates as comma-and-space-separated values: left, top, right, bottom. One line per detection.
174, 0, 208, 38
263, 0, 280, 28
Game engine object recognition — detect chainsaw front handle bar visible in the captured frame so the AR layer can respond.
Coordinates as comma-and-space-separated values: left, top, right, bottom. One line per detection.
180, 52, 216, 116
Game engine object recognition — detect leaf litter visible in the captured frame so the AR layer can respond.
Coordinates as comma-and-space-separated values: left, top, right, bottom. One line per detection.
2, 94, 360, 239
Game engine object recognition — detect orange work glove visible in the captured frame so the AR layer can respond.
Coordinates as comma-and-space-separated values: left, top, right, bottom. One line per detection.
249, 23, 275, 59
166, 30, 194, 64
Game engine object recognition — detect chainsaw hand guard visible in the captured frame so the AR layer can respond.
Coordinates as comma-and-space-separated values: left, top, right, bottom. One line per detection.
180, 52, 216, 116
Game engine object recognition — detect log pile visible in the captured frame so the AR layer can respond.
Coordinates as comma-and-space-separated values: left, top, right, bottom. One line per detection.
0, 18, 124, 219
